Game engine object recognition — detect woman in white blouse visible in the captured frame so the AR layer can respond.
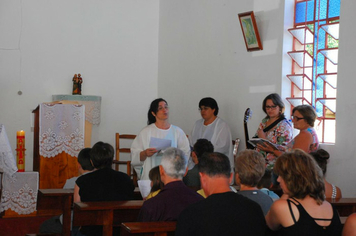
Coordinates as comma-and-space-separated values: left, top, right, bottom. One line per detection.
131, 98, 190, 180
190, 97, 233, 170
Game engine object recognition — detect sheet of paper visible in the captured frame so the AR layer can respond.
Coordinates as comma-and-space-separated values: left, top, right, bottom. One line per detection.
138, 180, 151, 199
149, 137, 172, 152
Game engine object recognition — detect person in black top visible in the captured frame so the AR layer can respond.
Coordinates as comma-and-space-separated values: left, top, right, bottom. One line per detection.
176, 152, 266, 236
183, 138, 214, 188
74, 141, 134, 236
266, 149, 342, 236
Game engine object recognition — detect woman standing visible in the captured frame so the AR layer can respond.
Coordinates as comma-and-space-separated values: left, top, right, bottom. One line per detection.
255, 93, 293, 170
131, 98, 190, 180
190, 97, 233, 170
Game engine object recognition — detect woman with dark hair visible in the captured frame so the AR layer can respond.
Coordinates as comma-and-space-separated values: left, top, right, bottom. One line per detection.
74, 142, 135, 236
190, 97, 233, 171
310, 149, 342, 199
254, 93, 293, 170
145, 166, 164, 200
131, 98, 190, 180
258, 104, 319, 157
266, 149, 342, 235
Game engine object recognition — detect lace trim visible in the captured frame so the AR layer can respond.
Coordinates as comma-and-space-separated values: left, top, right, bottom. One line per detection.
0, 172, 38, 215
39, 104, 85, 158
0, 124, 18, 175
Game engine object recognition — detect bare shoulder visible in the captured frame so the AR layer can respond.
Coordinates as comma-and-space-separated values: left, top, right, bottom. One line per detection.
266, 199, 296, 230
293, 130, 313, 151
343, 213, 356, 236
296, 129, 313, 139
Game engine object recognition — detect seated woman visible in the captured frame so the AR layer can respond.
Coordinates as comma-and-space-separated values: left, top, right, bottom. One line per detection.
146, 166, 164, 200
254, 93, 293, 171
131, 98, 190, 180
235, 150, 274, 216
310, 149, 342, 199
183, 139, 214, 189
190, 97, 233, 171
258, 104, 319, 157
266, 149, 342, 236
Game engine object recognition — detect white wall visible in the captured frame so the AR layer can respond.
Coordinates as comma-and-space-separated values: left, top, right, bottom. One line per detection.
0, 0, 159, 170
1, 0, 355, 196
158, 0, 288, 155
158, 0, 356, 197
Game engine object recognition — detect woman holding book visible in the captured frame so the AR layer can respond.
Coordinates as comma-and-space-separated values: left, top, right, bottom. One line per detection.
254, 93, 293, 170
258, 104, 319, 158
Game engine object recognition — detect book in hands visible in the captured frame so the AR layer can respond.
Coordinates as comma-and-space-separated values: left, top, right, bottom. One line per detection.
248, 138, 281, 151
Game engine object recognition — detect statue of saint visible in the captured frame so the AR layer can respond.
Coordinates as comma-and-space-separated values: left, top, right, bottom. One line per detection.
72, 73, 83, 95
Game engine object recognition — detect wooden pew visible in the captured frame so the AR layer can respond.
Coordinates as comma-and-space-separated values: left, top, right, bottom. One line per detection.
0, 189, 73, 236
327, 198, 356, 217
73, 200, 143, 236
134, 187, 143, 200
37, 189, 74, 236
121, 222, 176, 236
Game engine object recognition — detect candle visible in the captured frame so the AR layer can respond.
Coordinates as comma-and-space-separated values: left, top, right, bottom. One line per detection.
16, 130, 25, 172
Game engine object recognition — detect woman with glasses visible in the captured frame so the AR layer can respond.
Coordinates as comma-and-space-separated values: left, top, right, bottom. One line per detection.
131, 98, 190, 180
190, 97, 233, 171
258, 104, 319, 156
254, 93, 293, 171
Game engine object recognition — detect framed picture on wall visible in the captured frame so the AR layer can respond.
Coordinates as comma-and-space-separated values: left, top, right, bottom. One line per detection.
238, 11, 263, 51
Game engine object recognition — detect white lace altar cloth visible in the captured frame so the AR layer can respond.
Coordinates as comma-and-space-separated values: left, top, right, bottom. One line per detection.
0, 172, 38, 214
0, 124, 18, 176
52, 95, 101, 125
39, 103, 85, 158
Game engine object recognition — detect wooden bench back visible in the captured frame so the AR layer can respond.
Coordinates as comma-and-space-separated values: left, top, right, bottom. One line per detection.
121, 222, 176, 236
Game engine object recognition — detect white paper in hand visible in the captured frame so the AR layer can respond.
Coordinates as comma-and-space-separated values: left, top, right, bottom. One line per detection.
138, 180, 151, 199
149, 137, 172, 152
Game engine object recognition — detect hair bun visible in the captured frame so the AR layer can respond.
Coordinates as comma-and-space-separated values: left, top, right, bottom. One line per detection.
316, 149, 330, 160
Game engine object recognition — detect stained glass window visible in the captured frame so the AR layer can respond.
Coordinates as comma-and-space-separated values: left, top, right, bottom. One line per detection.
287, 0, 340, 143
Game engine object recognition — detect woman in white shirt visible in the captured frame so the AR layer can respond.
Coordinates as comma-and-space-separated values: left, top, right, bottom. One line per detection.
190, 97, 233, 170
131, 98, 190, 180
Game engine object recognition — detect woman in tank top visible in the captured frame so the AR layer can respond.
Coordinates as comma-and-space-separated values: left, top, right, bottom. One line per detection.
265, 150, 342, 236
310, 149, 342, 199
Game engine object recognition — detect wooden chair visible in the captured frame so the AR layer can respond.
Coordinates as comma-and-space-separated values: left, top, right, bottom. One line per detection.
114, 133, 138, 185
232, 138, 240, 159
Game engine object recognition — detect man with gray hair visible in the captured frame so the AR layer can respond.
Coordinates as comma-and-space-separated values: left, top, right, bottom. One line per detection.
137, 147, 203, 221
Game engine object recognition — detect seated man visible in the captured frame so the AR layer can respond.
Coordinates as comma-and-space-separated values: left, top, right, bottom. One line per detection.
176, 152, 266, 236
235, 149, 273, 215
183, 138, 214, 188
137, 147, 203, 221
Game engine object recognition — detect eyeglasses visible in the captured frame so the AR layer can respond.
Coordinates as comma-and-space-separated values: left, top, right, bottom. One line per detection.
265, 105, 278, 110
157, 105, 169, 111
291, 115, 305, 121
